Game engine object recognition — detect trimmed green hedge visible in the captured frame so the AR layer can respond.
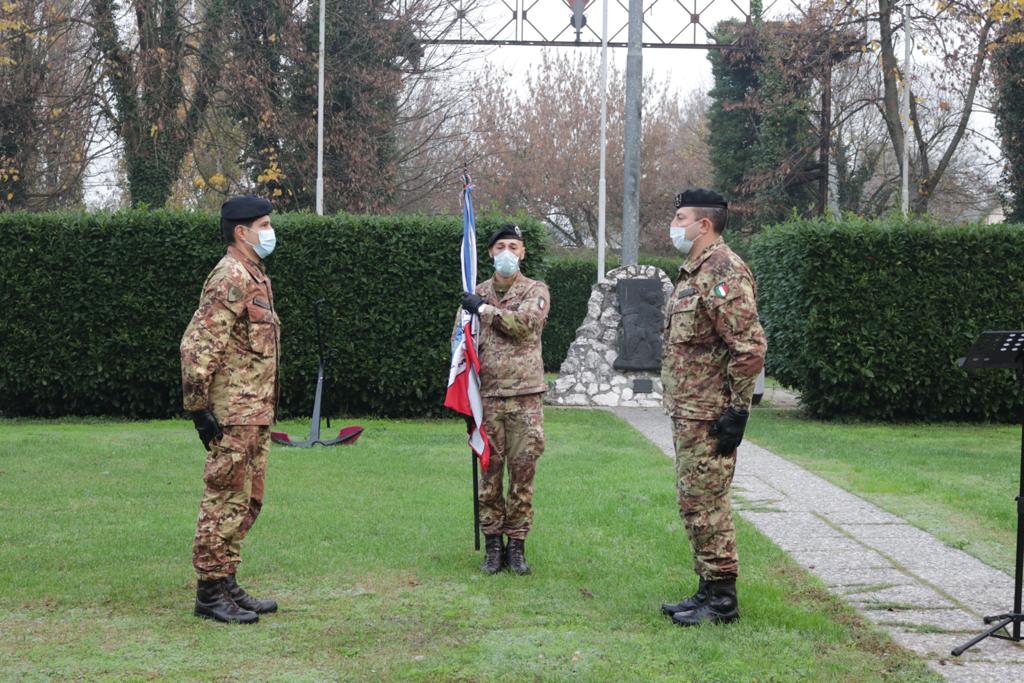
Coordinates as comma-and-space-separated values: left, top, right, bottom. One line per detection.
750, 217, 1024, 420
0, 210, 547, 418
541, 254, 681, 371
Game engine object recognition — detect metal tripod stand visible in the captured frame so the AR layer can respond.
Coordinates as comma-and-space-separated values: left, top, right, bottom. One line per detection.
952, 331, 1024, 656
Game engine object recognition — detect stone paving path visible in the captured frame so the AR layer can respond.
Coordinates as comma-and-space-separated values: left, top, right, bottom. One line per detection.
612, 406, 1024, 682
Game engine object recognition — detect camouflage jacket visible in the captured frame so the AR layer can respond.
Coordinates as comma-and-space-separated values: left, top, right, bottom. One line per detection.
473, 274, 550, 397
661, 237, 766, 420
180, 245, 280, 425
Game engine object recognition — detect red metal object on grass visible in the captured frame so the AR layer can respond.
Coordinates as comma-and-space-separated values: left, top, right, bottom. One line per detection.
271, 300, 363, 448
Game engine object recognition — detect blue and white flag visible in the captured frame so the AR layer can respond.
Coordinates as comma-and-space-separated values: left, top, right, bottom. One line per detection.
444, 179, 490, 470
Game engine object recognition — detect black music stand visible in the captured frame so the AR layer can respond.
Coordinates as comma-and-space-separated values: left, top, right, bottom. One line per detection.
952, 331, 1024, 656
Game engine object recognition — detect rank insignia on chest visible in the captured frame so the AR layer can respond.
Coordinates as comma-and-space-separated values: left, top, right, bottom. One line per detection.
713, 283, 730, 298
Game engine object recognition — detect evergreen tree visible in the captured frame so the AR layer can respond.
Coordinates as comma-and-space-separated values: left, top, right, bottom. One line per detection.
706, 19, 820, 232
992, 19, 1024, 222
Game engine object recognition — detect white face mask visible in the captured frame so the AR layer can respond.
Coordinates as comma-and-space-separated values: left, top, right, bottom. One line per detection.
670, 223, 697, 255
494, 249, 520, 277
244, 225, 276, 258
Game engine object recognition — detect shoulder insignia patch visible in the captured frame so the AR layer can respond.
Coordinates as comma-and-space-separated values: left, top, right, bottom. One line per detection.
713, 282, 730, 298
538, 297, 546, 309
228, 285, 243, 303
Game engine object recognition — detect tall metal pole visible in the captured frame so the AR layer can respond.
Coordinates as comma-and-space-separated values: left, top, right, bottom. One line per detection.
621, 0, 642, 266
597, 0, 608, 282
316, 0, 326, 216
901, 1, 911, 216
817, 60, 832, 217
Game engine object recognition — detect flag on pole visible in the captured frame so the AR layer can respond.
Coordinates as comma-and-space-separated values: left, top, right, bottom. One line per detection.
444, 178, 491, 471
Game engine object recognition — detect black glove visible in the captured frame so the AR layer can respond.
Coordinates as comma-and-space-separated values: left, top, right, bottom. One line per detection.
191, 409, 223, 450
461, 292, 485, 316
709, 406, 749, 454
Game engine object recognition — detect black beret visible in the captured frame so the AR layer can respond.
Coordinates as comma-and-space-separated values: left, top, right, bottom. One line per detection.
487, 223, 524, 249
674, 188, 728, 210
221, 195, 273, 221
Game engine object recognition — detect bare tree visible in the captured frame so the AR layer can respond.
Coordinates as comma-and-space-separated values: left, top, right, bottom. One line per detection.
390, 45, 485, 213
1, 1, 105, 210
90, 0, 226, 208
761, 0, 1007, 218
875, 0, 998, 213
403, 50, 711, 250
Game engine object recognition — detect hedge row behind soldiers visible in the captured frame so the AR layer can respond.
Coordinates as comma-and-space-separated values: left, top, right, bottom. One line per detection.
179, 188, 764, 629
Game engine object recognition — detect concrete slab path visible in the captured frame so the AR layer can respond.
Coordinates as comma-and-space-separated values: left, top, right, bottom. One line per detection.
612, 406, 1024, 682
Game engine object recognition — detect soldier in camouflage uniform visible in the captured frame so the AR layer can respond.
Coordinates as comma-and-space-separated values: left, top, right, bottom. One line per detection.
180, 195, 281, 624
658, 189, 766, 626
460, 224, 550, 575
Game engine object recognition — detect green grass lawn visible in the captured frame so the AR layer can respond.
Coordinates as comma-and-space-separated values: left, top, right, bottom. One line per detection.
0, 411, 936, 682
747, 406, 1022, 574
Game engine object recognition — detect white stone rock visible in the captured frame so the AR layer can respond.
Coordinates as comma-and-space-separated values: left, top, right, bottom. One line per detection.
547, 265, 676, 406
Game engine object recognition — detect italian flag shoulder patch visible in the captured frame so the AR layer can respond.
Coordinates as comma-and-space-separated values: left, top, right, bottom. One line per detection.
713, 282, 730, 298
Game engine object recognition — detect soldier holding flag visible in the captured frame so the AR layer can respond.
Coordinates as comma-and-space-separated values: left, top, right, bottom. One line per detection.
458, 224, 551, 575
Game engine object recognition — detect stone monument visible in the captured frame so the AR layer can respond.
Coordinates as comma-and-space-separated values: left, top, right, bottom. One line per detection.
547, 264, 675, 408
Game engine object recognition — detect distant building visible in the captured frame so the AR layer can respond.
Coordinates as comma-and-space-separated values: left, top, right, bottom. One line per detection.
986, 206, 1006, 224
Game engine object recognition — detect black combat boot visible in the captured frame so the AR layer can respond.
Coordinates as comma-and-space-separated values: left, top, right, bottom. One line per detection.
194, 578, 259, 624
481, 534, 504, 574
660, 578, 709, 616
506, 538, 531, 575
671, 578, 739, 626
224, 573, 278, 614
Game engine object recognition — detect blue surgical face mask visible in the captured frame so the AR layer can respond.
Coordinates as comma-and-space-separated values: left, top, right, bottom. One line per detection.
494, 249, 520, 277
670, 223, 696, 255
245, 225, 276, 259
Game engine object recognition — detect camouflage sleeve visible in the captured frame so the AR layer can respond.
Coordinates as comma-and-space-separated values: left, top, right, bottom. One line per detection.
179, 269, 246, 412
482, 282, 550, 341
707, 274, 767, 409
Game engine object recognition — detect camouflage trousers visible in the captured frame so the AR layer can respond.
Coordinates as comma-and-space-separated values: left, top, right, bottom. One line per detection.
192, 425, 270, 580
671, 418, 738, 581
479, 393, 545, 540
